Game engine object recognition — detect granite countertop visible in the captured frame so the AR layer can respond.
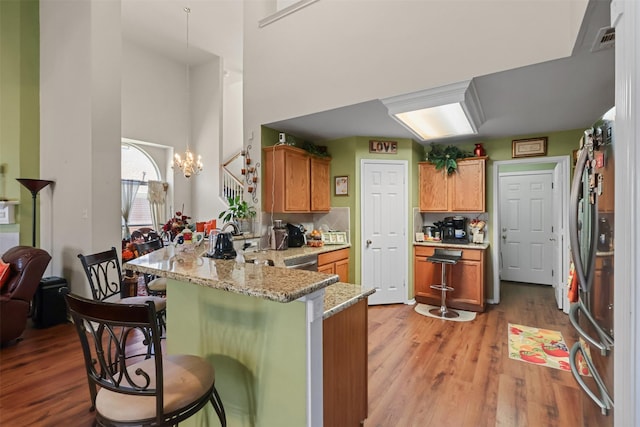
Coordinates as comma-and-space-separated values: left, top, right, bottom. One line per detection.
124, 245, 339, 303
124, 243, 373, 317
414, 241, 490, 250
323, 282, 375, 319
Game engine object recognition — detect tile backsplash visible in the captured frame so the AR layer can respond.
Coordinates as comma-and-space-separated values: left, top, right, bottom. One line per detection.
258, 207, 351, 247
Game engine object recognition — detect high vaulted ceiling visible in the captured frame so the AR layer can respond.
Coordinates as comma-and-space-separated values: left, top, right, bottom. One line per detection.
122, 0, 614, 145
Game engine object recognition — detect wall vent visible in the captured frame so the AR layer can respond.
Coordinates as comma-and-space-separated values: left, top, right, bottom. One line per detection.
591, 27, 615, 52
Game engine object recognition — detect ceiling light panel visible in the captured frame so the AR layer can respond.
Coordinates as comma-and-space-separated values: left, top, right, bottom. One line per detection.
382, 80, 485, 142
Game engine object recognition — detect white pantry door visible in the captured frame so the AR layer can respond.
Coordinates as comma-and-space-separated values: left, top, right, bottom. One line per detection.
499, 171, 555, 285
361, 160, 408, 305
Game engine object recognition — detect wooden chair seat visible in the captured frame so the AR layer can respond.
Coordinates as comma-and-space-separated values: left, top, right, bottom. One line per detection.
147, 277, 167, 294
96, 354, 214, 423
64, 293, 226, 426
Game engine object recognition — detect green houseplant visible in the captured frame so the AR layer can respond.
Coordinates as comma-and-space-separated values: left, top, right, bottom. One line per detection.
218, 196, 257, 233
425, 144, 473, 175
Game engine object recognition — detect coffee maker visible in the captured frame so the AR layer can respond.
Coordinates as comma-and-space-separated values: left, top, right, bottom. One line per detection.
452, 216, 468, 242
441, 216, 468, 243
439, 218, 455, 242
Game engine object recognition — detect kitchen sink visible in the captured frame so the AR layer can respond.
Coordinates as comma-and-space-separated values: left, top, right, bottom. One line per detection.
243, 257, 275, 266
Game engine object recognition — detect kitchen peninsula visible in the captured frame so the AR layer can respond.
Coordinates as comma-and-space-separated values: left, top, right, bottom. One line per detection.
125, 244, 372, 427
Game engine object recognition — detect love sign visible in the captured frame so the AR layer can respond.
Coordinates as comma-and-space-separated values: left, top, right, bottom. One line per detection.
369, 140, 398, 154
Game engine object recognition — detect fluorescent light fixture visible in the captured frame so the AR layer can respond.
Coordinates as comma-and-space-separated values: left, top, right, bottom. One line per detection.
382, 80, 485, 141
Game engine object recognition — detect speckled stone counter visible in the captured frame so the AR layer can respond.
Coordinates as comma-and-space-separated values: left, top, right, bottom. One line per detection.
125, 243, 371, 426
124, 245, 340, 302
323, 283, 375, 319
414, 241, 489, 250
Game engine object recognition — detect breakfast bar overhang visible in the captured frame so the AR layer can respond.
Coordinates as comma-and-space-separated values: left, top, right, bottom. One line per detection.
125, 247, 341, 427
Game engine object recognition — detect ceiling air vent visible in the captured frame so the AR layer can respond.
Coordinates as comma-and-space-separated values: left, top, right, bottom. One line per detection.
591, 27, 615, 52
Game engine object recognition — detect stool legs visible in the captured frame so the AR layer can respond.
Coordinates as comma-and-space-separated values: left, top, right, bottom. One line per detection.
429, 262, 459, 319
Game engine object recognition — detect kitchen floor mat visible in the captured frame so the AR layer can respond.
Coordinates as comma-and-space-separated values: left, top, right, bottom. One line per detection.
414, 304, 476, 322
508, 323, 571, 371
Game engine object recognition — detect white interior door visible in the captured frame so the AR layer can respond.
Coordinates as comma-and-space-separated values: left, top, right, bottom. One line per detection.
499, 171, 555, 285
361, 160, 407, 305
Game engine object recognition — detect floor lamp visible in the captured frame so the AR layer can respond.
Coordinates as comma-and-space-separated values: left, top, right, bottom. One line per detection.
16, 178, 54, 247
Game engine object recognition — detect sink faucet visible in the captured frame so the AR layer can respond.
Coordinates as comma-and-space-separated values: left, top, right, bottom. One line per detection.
221, 222, 240, 235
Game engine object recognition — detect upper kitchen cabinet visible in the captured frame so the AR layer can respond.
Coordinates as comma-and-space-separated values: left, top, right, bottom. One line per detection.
263, 145, 331, 213
419, 157, 486, 212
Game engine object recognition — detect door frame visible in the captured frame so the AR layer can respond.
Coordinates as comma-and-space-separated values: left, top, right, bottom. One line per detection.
491, 155, 570, 312
498, 170, 555, 286
360, 159, 409, 304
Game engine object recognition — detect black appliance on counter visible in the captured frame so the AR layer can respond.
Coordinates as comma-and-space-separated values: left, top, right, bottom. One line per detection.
441, 216, 468, 244
287, 223, 307, 247
211, 232, 237, 259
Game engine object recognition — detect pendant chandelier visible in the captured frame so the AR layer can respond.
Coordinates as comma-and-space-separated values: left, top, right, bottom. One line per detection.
174, 6, 203, 178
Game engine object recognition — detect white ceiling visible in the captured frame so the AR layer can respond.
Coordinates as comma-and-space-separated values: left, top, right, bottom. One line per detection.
122, 0, 614, 146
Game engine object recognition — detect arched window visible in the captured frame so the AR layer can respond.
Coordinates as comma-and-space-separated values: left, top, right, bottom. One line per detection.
121, 143, 161, 233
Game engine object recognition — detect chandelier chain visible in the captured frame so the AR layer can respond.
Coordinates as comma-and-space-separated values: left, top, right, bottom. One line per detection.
173, 6, 203, 178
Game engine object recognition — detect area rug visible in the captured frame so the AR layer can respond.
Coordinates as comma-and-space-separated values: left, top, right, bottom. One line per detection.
414, 304, 476, 322
508, 323, 571, 371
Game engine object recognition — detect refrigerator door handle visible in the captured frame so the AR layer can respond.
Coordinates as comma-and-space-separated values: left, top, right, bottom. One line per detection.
569, 341, 613, 416
569, 302, 613, 355
569, 143, 591, 293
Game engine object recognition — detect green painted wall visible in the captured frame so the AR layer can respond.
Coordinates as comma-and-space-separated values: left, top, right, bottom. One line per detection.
258, 127, 580, 301
0, 0, 40, 244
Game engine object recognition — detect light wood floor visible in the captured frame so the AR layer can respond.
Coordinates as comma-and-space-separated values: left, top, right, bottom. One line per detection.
0, 282, 581, 426
365, 282, 582, 427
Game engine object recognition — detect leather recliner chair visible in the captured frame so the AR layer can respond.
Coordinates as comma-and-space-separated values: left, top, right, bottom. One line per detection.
0, 246, 52, 346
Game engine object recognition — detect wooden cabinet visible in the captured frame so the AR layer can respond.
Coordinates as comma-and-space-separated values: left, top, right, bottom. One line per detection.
414, 245, 485, 312
318, 248, 350, 283
311, 156, 331, 211
419, 157, 486, 212
323, 298, 368, 426
263, 145, 331, 213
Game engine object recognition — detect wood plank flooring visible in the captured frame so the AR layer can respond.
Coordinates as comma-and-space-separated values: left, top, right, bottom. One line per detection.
365, 282, 582, 427
0, 282, 583, 426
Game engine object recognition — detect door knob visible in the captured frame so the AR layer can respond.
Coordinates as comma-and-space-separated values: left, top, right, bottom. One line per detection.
366, 239, 372, 247
502, 235, 506, 240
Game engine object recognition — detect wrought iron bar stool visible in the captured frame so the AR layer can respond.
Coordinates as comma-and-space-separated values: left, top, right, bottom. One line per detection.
428, 248, 462, 319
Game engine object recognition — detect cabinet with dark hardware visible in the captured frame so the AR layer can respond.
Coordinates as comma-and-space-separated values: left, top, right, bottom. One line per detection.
414, 245, 486, 312
419, 157, 486, 212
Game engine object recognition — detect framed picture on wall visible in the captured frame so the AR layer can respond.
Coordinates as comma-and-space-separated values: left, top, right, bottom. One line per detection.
335, 176, 349, 196
512, 137, 548, 158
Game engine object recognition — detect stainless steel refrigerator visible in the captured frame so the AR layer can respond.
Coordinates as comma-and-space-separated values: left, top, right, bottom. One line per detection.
569, 110, 615, 426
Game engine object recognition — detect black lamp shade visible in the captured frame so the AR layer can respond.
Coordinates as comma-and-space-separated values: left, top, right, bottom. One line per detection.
17, 178, 54, 247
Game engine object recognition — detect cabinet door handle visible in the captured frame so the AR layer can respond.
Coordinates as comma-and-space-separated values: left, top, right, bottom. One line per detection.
366, 239, 372, 247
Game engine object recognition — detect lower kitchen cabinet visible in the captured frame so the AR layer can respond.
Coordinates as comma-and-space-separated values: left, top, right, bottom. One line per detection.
318, 248, 350, 283
414, 245, 485, 312
323, 298, 368, 426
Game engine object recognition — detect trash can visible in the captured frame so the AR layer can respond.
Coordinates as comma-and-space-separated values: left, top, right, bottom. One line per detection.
32, 276, 69, 328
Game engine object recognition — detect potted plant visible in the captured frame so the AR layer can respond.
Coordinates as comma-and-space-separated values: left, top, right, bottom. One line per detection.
425, 144, 473, 175
218, 196, 257, 234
